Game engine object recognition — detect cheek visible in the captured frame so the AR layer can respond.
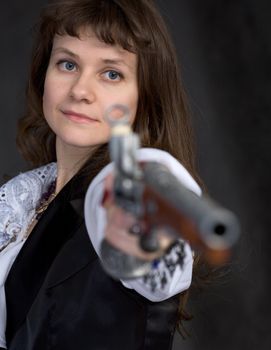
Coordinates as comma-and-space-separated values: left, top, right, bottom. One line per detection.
42, 76, 52, 117
42, 90, 49, 116
129, 88, 139, 124
42, 75, 61, 119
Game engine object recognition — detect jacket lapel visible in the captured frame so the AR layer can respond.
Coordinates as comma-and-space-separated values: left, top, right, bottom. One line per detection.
45, 200, 98, 289
5, 178, 96, 343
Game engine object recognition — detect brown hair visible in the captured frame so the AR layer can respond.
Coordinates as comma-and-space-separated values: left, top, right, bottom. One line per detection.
17, 0, 203, 332
17, 0, 198, 177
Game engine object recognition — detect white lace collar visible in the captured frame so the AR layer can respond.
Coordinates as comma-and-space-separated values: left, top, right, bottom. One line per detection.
0, 163, 57, 348
0, 163, 57, 252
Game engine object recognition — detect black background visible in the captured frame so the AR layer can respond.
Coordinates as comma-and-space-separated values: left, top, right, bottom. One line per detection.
1, 1, 270, 349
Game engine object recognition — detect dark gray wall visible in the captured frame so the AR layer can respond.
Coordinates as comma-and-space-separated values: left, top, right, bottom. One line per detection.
0, 1, 47, 178
157, 1, 271, 349
1, 1, 270, 349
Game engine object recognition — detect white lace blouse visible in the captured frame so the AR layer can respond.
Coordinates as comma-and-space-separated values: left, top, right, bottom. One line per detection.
0, 163, 57, 348
0, 148, 201, 349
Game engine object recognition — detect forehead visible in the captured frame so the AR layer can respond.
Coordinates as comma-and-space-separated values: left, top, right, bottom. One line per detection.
51, 28, 137, 68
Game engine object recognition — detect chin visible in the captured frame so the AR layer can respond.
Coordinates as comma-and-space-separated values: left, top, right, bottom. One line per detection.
59, 136, 108, 149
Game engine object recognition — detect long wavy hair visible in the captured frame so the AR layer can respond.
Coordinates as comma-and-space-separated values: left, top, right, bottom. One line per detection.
17, 0, 204, 333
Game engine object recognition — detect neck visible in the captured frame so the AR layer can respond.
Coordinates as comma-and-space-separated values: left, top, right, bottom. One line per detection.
55, 139, 95, 194
55, 165, 79, 194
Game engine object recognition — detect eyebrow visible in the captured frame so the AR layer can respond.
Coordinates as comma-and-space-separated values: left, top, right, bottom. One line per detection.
51, 47, 134, 70
102, 58, 131, 69
51, 47, 79, 58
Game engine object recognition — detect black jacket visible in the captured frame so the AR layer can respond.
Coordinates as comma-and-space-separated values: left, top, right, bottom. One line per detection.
5, 176, 179, 350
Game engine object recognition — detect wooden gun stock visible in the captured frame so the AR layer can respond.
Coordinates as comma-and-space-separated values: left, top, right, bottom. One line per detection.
140, 162, 240, 265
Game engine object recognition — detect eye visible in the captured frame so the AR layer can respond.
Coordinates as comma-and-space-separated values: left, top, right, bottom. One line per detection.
103, 70, 122, 81
57, 60, 77, 72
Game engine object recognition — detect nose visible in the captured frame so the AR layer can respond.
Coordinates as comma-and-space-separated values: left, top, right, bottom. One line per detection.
69, 73, 96, 103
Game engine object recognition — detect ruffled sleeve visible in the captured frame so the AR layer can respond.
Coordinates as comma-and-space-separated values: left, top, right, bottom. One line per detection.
84, 148, 201, 301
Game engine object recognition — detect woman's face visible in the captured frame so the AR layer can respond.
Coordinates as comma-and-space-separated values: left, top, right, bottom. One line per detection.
43, 28, 138, 155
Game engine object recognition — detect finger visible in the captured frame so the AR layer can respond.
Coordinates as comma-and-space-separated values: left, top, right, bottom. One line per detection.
104, 226, 162, 261
107, 204, 136, 228
101, 173, 115, 208
104, 172, 115, 191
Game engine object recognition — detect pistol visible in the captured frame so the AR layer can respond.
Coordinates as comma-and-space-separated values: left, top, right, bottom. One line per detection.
99, 105, 240, 279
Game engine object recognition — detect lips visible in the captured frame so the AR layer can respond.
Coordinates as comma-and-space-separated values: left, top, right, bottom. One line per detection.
61, 110, 99, 124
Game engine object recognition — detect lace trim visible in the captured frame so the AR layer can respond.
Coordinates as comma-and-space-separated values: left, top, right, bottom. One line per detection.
0, 163, 57, 252
142, 240, 186, 292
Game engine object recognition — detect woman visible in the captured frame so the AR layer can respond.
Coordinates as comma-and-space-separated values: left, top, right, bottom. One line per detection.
0, 0, 201, 349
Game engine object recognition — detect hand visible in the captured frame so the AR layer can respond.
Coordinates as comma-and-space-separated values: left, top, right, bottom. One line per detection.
102, 173, 174, 261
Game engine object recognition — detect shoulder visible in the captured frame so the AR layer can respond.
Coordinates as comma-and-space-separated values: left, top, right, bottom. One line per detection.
0, 163, 57, 197
0, 162, 57, 217
0, 163, 57, 252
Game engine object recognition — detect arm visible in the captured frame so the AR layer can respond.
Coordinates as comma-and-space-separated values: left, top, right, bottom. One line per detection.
84, 105, 239, 301
84, 148, 198, 301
